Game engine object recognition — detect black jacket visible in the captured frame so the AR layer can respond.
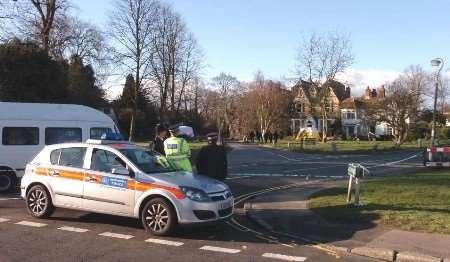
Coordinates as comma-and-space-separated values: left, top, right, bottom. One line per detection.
196, 144, 227, 180
153, 136, 166, 155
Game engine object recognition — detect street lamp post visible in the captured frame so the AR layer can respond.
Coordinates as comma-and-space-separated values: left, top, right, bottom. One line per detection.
430, 58, 444, 147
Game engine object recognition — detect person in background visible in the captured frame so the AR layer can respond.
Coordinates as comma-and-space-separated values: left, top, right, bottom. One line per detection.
164, 124, 192, 172
196, 132, 228, 181
249, 131, 255, 143
267, 130, 273, 144
152, 124, 168, 155
273, 131, 279, 144
256, 130, 261, 143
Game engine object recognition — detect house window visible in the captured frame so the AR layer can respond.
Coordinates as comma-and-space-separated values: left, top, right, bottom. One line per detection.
342, 111, 355, 119
326, 101, 334, 113
387, 127, 394, 136
296, 103, 305, 113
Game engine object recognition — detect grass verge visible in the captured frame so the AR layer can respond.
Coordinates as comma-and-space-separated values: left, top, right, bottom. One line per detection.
308, 170, 450, 234
260, 139, 450, 154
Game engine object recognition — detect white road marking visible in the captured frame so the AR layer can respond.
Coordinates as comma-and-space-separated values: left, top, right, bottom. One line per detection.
0, 197, 21, 201
58, 226, 89, 233
99, 232, 134, 239
262, 253, 307, 261
15, 221, 47, 227
145, 238, 184, 246
226, 175, 252, 180
366, 153, 419, 169
199, 245, 241, 254
0, 218, 10, 222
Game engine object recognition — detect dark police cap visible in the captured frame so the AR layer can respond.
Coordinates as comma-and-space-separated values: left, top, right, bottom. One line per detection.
168, 123, 182, 132
206, 132, 218, 140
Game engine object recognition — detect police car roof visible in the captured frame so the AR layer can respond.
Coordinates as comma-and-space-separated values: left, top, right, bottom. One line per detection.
86, 139, 140, 149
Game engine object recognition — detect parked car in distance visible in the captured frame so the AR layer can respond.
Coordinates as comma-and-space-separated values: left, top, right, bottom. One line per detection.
20, 139, 234, 236
0, 102, 119, 193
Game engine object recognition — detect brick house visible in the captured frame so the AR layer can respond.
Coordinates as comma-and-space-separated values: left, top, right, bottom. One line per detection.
290, 80, 351, 136
340, 85, 393, 138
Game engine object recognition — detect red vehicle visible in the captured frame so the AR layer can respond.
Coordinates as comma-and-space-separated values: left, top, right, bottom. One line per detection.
424, 147, 450, 167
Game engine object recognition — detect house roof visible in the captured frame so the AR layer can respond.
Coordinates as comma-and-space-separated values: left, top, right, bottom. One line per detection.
292, 79, 349, 102
341, 96, 383, 109
324, 79, 348, 101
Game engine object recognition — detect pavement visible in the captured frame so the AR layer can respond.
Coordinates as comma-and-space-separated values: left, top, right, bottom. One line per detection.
242, 147, 450, 262
0, 142, 430, 262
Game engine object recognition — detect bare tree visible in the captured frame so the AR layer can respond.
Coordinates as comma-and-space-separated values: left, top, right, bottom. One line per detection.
4, 0, 69, 52
370, 67, 428, 145
296, 31, 354, 141
109, 0, 158, 141
0, 1, 14, 20
211, 73, 240, 141
148, 2, 202, 120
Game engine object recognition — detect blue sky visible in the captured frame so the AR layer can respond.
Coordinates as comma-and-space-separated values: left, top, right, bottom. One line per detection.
74, 0, 450, 96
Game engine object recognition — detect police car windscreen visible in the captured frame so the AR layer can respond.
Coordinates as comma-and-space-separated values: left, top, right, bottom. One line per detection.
120, 148, 176, 174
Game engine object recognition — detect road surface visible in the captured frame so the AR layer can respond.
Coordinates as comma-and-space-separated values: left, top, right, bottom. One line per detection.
0, 143, 422, 262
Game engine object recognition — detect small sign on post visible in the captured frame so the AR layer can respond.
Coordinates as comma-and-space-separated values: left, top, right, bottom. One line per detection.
346, 163, 368, 206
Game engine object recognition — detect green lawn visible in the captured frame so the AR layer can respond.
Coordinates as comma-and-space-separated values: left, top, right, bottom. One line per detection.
308, 170, 450, 234
261, 138, 450, 154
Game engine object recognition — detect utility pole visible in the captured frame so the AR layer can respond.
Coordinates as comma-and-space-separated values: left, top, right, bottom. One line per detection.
430, 58, 444, 147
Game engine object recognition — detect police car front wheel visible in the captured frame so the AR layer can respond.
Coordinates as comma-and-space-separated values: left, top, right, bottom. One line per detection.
141, 198, 177, 236
26, 185, 54, 218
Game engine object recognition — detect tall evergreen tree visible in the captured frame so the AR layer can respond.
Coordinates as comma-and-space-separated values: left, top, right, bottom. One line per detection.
66, 55, 105, 107
0, 40, 68, 102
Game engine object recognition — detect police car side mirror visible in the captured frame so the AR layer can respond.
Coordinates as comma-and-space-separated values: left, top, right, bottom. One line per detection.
112, 167, 130, 176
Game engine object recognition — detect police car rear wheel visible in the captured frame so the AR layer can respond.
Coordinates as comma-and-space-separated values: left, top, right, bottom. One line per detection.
141, 198, 177, 236
26, 185, 54, 218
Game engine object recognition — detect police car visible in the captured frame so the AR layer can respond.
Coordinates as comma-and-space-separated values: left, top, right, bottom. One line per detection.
20, 138, 234, 236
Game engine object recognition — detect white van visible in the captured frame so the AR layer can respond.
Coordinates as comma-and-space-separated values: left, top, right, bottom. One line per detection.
0, 102, 120, 192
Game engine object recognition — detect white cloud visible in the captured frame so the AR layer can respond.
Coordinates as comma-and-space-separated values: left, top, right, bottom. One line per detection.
336, 69, 401, 96
103, 75, 125, 101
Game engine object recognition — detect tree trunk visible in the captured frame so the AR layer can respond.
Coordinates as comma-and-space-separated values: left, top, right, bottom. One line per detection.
128, 112, 135, 141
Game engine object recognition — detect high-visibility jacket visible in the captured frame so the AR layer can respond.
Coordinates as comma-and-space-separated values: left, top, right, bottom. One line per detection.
163, 136, 192, 172
155, 155, 174, 170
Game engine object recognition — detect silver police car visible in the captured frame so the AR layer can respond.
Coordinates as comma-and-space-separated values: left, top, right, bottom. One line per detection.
21, 139, 234, 236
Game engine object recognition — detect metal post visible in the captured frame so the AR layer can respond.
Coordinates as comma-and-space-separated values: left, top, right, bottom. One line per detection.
346, 175, 353, 203
354, 177, 360, 205
431, 81, 439, 147
430, 58, 444, 147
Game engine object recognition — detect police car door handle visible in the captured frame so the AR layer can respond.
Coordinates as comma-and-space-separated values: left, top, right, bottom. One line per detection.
50, 169, 59, 177
86, 176, 97, 182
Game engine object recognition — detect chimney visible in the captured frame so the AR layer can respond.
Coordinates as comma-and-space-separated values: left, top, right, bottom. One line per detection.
364, 86, 371, 99
345, 86, 351, 98
379, 85, 386, 98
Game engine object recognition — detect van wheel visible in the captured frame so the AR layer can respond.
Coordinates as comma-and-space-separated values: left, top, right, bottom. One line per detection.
26, 185, 54, 218
0, 171, 16, 193
141, 198, 177, 236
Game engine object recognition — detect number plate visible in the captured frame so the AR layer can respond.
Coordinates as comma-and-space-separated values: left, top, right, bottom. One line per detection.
219, 200, 233, 210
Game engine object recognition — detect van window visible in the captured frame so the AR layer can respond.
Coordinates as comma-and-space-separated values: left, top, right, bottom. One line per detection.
58, 147, 86, 168
90, 127, 112, 139
2, 127, 39, 145
45, 128, 82, 145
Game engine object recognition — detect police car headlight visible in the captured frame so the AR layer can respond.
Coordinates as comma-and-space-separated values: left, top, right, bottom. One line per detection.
180, 186, 210, 202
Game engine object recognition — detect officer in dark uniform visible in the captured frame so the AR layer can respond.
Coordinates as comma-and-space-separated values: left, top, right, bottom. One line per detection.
152, 124, 168, 155
196, 132, 228, 181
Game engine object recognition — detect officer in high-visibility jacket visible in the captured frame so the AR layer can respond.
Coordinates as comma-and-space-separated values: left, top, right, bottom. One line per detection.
164, 124, 192, 172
